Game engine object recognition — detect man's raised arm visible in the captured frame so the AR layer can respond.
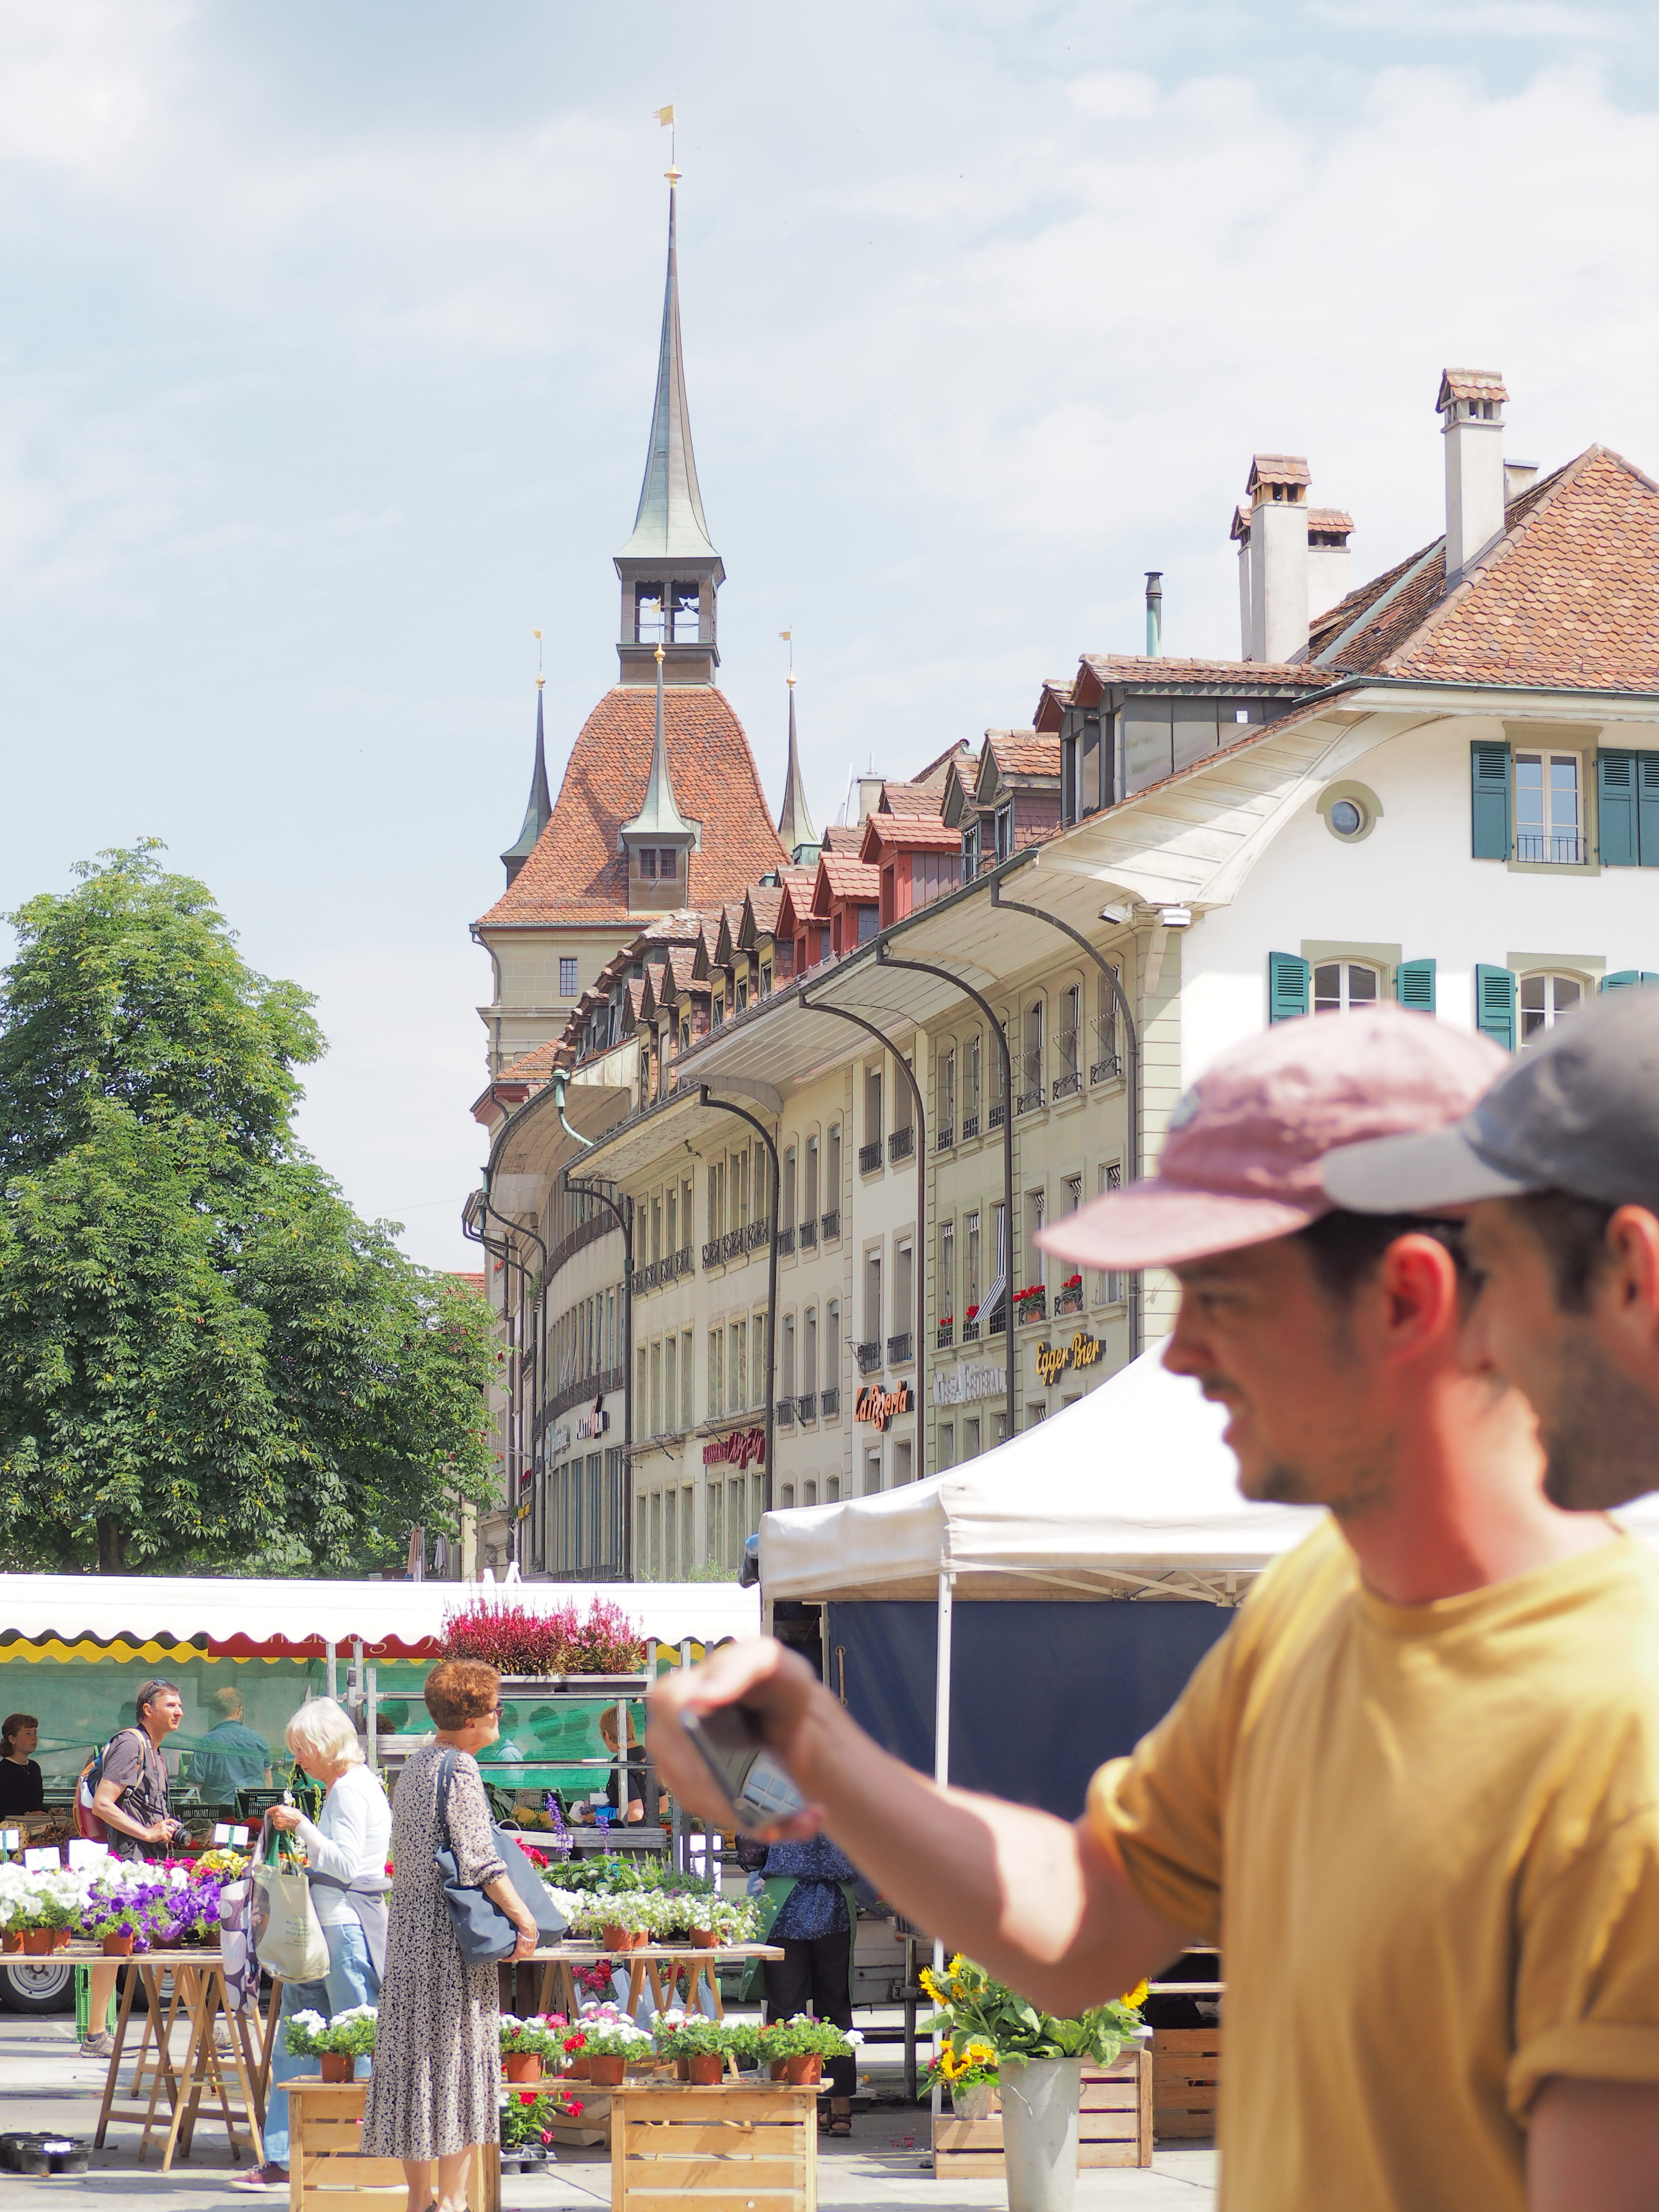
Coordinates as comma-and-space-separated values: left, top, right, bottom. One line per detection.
647, 1636, 1189, 2015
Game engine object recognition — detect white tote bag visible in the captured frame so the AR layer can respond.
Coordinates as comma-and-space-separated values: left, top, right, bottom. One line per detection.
250, 1825, 330, 1984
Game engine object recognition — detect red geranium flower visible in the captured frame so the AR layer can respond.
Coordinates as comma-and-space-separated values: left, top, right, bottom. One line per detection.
565, 2100, 584, 2117
518, 2091, 538, 2107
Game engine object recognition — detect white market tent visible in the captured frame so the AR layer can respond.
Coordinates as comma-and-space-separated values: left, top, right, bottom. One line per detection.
759, 1347, 1659, 1801
0, 1576, 759, 1661
761, 1348, 1325, 1608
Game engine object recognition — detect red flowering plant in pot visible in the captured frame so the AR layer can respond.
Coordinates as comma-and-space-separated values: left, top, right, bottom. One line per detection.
499, 2013, 566, 2084
499, 2083, 585, 2168
439, 1595, 646, 1677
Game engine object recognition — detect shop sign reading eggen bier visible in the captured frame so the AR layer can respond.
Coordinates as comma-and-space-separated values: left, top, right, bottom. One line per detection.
1035, 1332, 1103, 1387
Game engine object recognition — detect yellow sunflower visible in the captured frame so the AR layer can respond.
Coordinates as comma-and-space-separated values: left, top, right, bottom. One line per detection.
1120, 1980, 1150, 2010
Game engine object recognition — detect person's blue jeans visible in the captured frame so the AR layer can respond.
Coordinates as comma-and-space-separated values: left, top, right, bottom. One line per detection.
262, 1918, 378, 2167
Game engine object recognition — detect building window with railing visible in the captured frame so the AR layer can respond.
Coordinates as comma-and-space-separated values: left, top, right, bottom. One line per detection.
1095, 1162, 1124, 1305
1092, 967, 1121, 1084
1515, 751, 1584, 864
937, 1047, 956, 1149
1055, 986, 1082, 1098
825, 1299, 840, 1416
730, 1318, 748, 1410
938, 1219, 955, 1346
864, 1249, 882, 1355
1019, 1000, 1045, 1114
989, 1019, 1009, 1129
963, 1037, 981, 1140
708, 1327, 723, 1420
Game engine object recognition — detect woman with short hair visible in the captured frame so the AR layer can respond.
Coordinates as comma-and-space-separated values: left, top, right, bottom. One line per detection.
231, 1696, 391, 2194
0, 1714, 44, 1820
362, 1659, 538, 2212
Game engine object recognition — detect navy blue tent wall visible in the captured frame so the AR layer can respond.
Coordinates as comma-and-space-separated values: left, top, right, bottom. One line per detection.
826, 1599, 1233, 1820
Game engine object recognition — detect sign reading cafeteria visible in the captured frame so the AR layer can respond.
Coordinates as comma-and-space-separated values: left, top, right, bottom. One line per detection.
703, 1427, 765, 1469
1035, 1331, 1104, 1387
854, 1381, 913, 1430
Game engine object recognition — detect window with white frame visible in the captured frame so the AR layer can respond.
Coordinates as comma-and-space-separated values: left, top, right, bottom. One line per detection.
1313, 961, 1380, 1014
1520, 971, 1584, 1045
560, 956, 578, 997
1515, 753, 1584, 866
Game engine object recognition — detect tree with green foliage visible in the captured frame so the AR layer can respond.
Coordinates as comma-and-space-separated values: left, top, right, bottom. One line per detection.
0, 843, 496, 1574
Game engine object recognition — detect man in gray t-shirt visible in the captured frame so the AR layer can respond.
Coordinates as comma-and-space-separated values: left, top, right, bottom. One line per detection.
83, 1680, 188, 2061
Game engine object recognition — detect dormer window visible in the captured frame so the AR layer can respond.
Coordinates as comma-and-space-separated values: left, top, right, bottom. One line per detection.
736, 980, 749, 1013
712, 995, 725, 1027
637, 848, 679, 882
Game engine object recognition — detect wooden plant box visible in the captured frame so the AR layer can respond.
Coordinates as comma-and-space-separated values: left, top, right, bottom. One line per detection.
931, 2050, 1152, 2177
287, 2080, 494, 2212
610, 2081, 819, 2212
1152, 2026, 1222, 2141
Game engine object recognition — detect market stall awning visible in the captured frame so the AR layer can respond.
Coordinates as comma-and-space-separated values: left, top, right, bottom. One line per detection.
761, 1348, 1323, 1603
0, 1577, 760, 1662
762, 1347, 1659, 1606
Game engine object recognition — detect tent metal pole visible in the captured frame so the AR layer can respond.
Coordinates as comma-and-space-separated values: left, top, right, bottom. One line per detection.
930, 1565, 954, 2126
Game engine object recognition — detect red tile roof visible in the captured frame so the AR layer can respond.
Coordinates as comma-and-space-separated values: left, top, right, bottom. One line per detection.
476, 686, 786, 929
877, 783, 947, 815
813, 852, 880, 915
858, 813, 958, 863
1438, 367, 1508, 408
1307, 446, 1659, 689
982, 730, 1060, 782
1076, 655, 1319, 694
908, 738, 974, 787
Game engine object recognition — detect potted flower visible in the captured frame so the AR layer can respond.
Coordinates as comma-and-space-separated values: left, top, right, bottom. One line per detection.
926, 2036, 1000, 2120
598, 1891, 658, 1954
768, 2016, 860, 2086
658, 2017, 733, 2086
920, 1954, 1146, 2212
81, 1897, 148, 1957
577, 2020, 654, 2087
314, 2005, 378, 2083
499, 2014, 563, 2084
283, 2008, 329, 2068
499, 2081, 585, 2171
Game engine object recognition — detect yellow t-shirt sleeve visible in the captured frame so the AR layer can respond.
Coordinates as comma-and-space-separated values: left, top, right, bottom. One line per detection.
1509, 1803, 1659, 2119
1084, 1620, 1236, 1944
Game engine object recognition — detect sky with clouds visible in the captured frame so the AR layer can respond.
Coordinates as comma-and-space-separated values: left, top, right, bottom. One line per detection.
2, 0, 1657, 1268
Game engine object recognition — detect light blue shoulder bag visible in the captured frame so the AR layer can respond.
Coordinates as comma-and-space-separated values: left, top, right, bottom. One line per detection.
433, 1749, 567, 1964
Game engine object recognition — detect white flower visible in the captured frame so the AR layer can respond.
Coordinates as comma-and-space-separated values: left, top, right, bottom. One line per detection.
845, 2031, 865, 2046
290, 2010, 327, 2037
499, 2012, 522, 2032
329, 2006, 378, 2027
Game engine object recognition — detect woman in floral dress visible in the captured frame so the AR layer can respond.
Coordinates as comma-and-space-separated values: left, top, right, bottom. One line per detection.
363, 1661, 538, 2212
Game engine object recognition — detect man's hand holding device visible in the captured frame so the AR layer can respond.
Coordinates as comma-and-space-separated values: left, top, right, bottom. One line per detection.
647, 1638, 826, 1839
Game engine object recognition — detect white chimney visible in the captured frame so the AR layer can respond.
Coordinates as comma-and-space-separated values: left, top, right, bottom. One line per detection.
1306, 507, 1354, 622
1504, 458, 1538, 504
1438, 367, 1508, 579
1230, 503, 1253, 658
1246, 454, 1310, 662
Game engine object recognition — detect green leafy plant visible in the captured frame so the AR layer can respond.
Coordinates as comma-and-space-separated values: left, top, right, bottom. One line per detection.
316, 2005, 378, 2057
283, 2009, 328, 2057
577, 2022, 655, 2059
767, 2015, 860, 2059
655, 2017, 732, 2060
920, 1954, 1145, 2067
499, 2084, 584, 2148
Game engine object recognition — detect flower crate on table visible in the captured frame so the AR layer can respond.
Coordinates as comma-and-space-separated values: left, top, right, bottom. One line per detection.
930, 2050, 1152, 2176
609, 2082, 819, 2212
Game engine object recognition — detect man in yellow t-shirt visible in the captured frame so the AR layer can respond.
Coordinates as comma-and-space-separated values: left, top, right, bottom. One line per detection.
648, 1008, 1659, 2212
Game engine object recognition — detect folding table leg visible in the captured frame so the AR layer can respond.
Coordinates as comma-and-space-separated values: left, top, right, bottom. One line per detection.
93, 1960, 140, 2149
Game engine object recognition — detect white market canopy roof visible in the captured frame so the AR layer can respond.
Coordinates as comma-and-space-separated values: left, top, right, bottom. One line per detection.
759, 1348, 1659, 1607
0, 1576, 759, 1662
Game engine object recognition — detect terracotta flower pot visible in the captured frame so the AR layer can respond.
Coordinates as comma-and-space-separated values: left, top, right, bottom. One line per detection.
319, 2052, 354, 2083
503, 2053, 542, 2084
1, 1930, 22, 1954
53, 1929, 72, 1950
769, 2059, 788, 2081
686, 1927, 719, 1949
22, 1929, 54, 1956
785, 2054, 822, 2086
674, 2058, 690, 2081
102, 1932, 136, 1957
566, 2056, 590, 2080
600, 1924, 635, 1953
587, 2055, 626, 2087
688, 2053, 725, 2086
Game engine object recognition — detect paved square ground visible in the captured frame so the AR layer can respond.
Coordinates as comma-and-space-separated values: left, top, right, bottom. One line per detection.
0, 2012, 1216, 2211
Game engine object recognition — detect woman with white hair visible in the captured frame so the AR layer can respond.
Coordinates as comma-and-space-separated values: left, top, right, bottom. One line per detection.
231, 1696, 392, 2195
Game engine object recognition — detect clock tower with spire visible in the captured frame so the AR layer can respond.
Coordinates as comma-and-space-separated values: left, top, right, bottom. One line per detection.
473, 175, 792, 1079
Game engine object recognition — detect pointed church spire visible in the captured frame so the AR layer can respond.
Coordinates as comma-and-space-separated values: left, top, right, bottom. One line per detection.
776, 673, 817, 860
618, 175, 717, 565
501, 677, 553, 885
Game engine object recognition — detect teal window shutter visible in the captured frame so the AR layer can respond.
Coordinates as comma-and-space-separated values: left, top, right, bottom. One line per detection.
1475, 964, 1516, 1051
1599, 750, 1637, 866
1602, 971, 1642, 990
1268, 952, 1310, 1023
1395, 959, 1436, 1013
1639, 754, 1659, 866
1470, 741, 1511, 860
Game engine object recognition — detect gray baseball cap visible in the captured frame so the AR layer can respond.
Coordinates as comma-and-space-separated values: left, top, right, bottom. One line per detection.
1322, 986, 1659, 1215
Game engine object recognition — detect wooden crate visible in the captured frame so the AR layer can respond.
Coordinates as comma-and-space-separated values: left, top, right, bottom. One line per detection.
931, 2050, 1152, 2178
610, 2082, 818, 2212
287, 2080, 495, 2212
1152, 2027, 1221, 2142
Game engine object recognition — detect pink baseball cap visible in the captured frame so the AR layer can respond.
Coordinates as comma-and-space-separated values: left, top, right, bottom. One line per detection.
1036, 1006, 1509, 1273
